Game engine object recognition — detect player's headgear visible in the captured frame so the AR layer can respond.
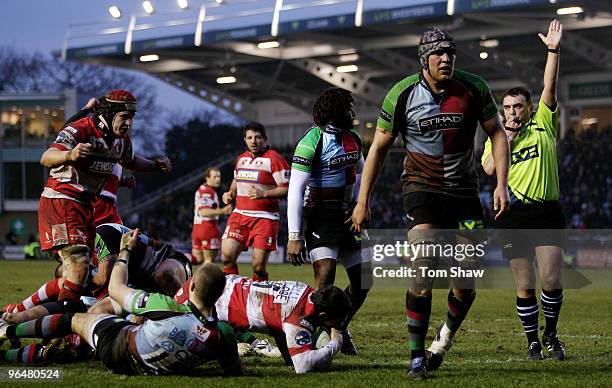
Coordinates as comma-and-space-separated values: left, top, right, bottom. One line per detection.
418, 28, 456, 69
95, 89, 137, 135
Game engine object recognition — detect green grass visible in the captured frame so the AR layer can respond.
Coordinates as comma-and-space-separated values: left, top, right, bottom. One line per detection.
1, 261, 610, 387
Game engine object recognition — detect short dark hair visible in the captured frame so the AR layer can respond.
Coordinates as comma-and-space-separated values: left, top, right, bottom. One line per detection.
312, 87, 354, 127
243, 121, 267, 139
204, 167, 220, 179
311, 285, 352, 321
504, 87, 532, 106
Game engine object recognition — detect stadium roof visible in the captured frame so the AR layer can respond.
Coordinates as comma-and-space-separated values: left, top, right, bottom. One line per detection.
65, 0, 612, 121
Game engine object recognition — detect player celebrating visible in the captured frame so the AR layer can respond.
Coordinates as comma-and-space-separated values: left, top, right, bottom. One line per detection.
286, 87, 370, 355
482, 20, 566, 361
192, 167, 233, 264
60, 97, 136, 227
1, 231, 241, 376
221, 122, 290, 280
175, 274, 351, 374
38, 89, 171, 309
351, 28, 510, 379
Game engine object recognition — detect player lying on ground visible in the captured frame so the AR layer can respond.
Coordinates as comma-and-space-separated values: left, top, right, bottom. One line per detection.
287, 87, 371, 355
2, 223, 190, 324
1, 230, 241, 376
174, 274, 351, 374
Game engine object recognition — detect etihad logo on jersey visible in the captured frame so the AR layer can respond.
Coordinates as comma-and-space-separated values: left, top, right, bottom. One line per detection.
512, 144, 539, 164
236, 169, 259, 182
329, 151, 359, 169
292, 155, 311, 167
418, 113, 463, 133
379, 109, 392, 123
88, 160, 116, 174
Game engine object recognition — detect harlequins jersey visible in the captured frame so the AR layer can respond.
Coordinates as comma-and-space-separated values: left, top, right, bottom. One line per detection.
377, 70, 498, 197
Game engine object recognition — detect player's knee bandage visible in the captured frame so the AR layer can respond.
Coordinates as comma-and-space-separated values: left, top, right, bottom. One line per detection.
407, 229, 440, 292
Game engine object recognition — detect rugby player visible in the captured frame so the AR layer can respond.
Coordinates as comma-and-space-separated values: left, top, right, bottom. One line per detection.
2, 224, 190, 323
38, 89, 172, 308
351, 28, 510, 379
1, 231, 241, 376
221, 122, 290, 280
482, 20, 566, 361
174, 275, 351, 374
59, 97, 136, 227
287, 87, 371, 355
192, 167, 233, 264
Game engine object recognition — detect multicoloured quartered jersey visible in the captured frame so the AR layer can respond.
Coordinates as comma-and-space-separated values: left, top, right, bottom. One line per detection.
291, 125, 363, 208
95, 223, 191, 292
233, 148, 290, 220
481, 99, 560, 205
124, 291, 238, 375
43, 116, 134, 203
377, 70, 498, 197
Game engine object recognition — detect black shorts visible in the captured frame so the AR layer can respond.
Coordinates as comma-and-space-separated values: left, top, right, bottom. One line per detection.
403, 191, 484, 230
303, 207, 360, 252
93, 317, 139, 375
496, 201, 566, 259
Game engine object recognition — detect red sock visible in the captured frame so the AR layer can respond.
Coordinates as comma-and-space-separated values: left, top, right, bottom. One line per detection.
252, 272, 269, 282
223, 264, 239, 275
4, 279, 60, 313
58, 280, 84, 301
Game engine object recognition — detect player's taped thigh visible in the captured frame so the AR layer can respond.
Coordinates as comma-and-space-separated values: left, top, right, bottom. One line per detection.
406, 229, 441, 292
58, 244, 91, 268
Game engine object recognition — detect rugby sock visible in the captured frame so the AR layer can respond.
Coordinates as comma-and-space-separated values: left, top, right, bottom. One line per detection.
406, 291, 432, 360
6, 313, 74, 339
343, 285, 369, 327
223, 264, 239, 276
541, 289, 563, 336
237, 331, 258, 345
8, 279, 61, 313
0, 344, 43, 364
252, 272, 269, 282
516, 295, 539, 345
58, 279, 84, 301
445, 289, 476, 333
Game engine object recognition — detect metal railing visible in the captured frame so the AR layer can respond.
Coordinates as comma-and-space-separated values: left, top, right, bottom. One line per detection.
118, 152, 235, 216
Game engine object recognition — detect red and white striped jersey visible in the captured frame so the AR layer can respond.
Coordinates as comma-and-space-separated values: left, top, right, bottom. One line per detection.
99, 164, 122, 202
43, 117, 134, 203
194, 184, 219, 224
174, 275, 341, 374
233, 148, 290, 220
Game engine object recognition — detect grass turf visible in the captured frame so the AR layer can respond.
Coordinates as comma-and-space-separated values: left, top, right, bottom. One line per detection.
0, 260, 610, 387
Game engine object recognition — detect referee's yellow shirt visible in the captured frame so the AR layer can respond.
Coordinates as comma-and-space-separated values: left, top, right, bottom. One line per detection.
481, 99, 560, 205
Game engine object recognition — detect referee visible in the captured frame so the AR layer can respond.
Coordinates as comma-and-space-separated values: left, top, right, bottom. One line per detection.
482, 20, 565, 361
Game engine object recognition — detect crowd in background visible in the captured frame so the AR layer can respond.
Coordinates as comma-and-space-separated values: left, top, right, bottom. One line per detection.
131, 128, 611, 244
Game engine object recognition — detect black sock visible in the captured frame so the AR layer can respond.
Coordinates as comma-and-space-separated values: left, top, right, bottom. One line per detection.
541, 289, 563, 337
516, 295, 539, 345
